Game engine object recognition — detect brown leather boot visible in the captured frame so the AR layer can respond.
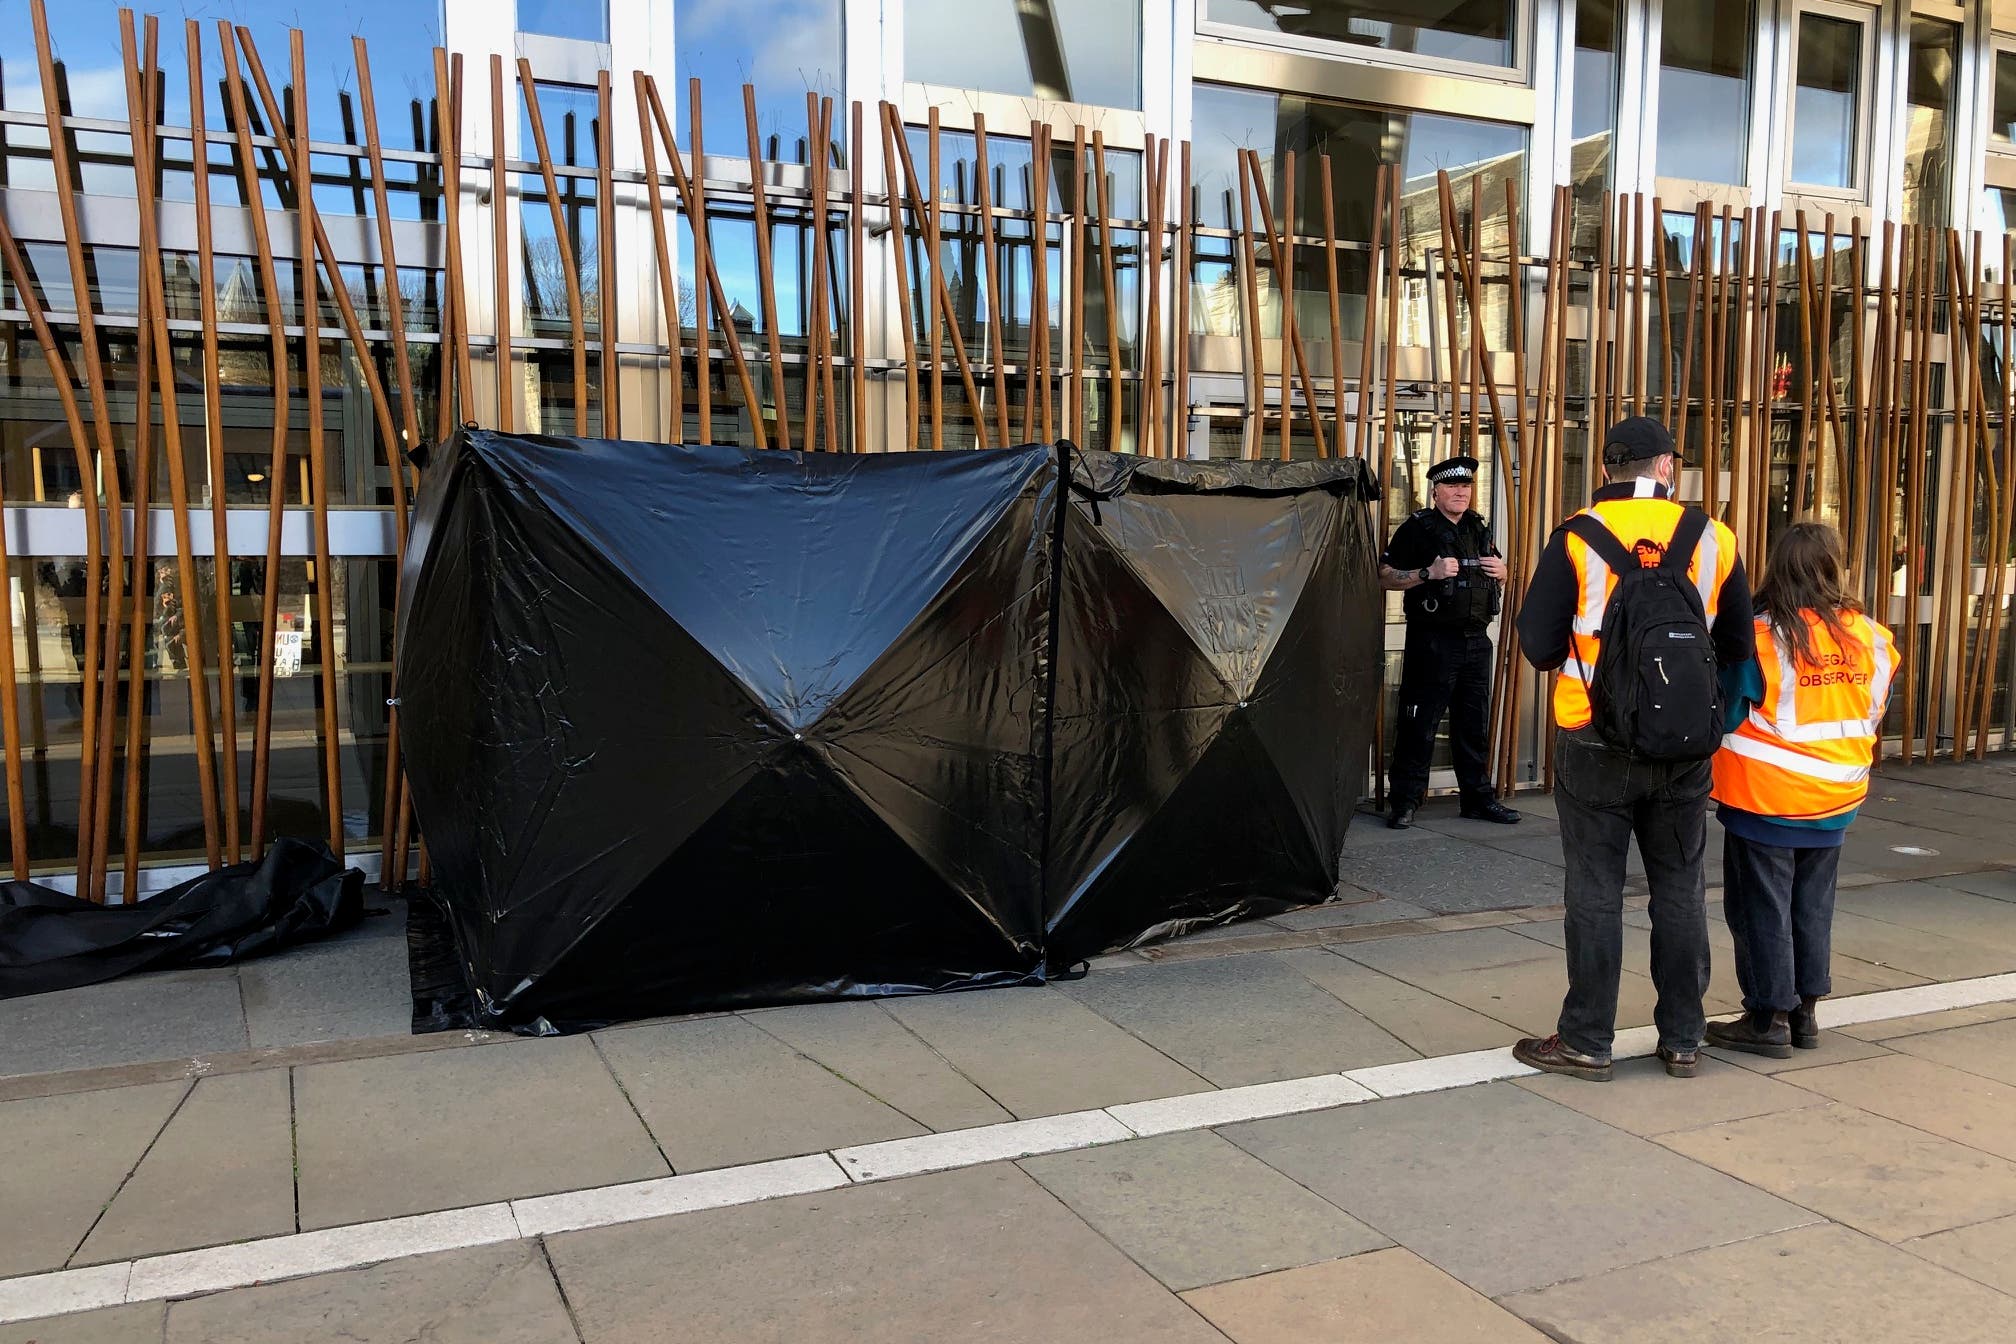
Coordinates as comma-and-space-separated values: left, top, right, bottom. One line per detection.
1512, 1034, 1613, 1082
1706, 1010, 1794, 1059
1657, 1044, 1699, 1078
1789, 997, 1821, 1049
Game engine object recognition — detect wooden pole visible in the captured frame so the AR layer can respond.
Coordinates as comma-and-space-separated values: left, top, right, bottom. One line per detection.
1629, 192, 1646, 416
743, 85, 792, 449
1142, 134, 1165, 457
973, 113, 1013, 448
1248, 150, 1328, 460
121, 13, 222, 872
1793, 212, 1816, 516
517, 58, 589, 434
491, 55, 514, 431
1092, 132, 1125, 452
216, 21, 286, 863
1172, 140, 1191, 457
643, 80, 766, 446
802, 93, 832, 451
877, 104, 920, 450
635, 73, 685, 438
1069, 128, 1088, 446
1235, 152, 1265, 459
689, 80, 714, 441
435, 50, 474, 429
31, 0, 119, 892
885, 106, 988, 447
850, 100, 868, 452
1344, 155, 1381, 458
1675, 202, 1708, 454
1024, 123, 1051, 445
194, 23, 242, 864
1589, 190, 1612, 469
597, 71, 619, 438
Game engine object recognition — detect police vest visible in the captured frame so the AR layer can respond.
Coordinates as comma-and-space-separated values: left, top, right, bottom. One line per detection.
1403, 510, 1498, 629
1711, 611, 1897, 821
1552, 497, 1740, 729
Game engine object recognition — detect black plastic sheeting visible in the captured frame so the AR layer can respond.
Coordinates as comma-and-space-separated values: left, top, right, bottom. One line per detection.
398, 430, 1377, 1031
0, 839, 364, 999
1046, 450, 1383, 962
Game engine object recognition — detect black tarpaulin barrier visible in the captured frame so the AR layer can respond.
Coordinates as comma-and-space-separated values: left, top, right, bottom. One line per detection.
1043, 450, 1382, 963
0, 839, 364, 999
397, 432, 1060, 1029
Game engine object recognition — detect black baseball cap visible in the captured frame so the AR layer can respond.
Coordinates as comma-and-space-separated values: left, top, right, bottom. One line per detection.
1602, 416, 1680, 466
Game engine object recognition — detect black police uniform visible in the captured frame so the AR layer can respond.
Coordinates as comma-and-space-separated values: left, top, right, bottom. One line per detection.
1382, 457, 1517, 826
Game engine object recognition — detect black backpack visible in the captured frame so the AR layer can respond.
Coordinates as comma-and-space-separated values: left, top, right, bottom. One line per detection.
1562, 508, 1724, 762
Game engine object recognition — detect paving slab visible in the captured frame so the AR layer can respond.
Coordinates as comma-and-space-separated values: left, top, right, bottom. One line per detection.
740, 1000, 1013, 1132
0, 1081, 186, 1277
1886, 1017, 2016, 1085
1329, 926, 1569, 979
1504, 1222, 2016, 1344
545, 1163, 1227, 1344
0, 1303, 167, 1344
1702, 1028, 1894, 1074
1220, 1082, 1814, 1297
1837, 999, 2016, 1040
1335, 840, 1569, 914
1658, 1101, 2016, 1241
1341, 934, 1668, 1040
1019, 1130, 1389, 1291
593, 1015, 924, 1170
238, 932, 412, 1050
0, 972, 246, 1078
883, 986, 1208, 1118
1927, 869, 2016, 902
78, 1069, 295, 1265
1792, 1054, 2016, 1162
161, 1239, 578, 1344
293, 1035, 667, 1230
1055, 955, 1415, 1086
1414, 811, 1563, 843
1513, 1053, 1825, 1137
1906, 1211, 2016, 1297
1815, 910, 2016, 981
1833, 881, 2016, 952
1268, 897, 1432, 930
1182, 1247, 1551, 1343
1835, 818, 2016, 881
1272, 947, 1521, 1055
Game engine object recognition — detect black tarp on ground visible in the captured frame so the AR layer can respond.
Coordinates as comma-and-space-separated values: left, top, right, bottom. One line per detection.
397, 432, 1061, 1029
398, 432, 1379, 1030
0, 839, 364, 999
1045, 451, 1382, 962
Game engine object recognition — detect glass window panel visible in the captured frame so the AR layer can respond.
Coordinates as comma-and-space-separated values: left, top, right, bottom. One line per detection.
906, 0, 1139, 110
1203, 0, 1516, 69
519, 0, 608, 42
1571, 0, 1617, 253
519, 82, 603, 336
679, 0, 843, 164
1903, 18, 1956, 226
1995, 52, 2016, 141
1791, 13, 1860, 188
1657, 0, 1753, 185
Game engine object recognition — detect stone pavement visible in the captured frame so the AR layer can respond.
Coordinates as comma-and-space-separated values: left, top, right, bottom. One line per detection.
1, 758, 2014, 1341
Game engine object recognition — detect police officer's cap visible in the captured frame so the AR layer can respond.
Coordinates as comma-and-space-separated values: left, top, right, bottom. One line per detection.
1426, 455, 1478, 485
1601, 415, 1683, 466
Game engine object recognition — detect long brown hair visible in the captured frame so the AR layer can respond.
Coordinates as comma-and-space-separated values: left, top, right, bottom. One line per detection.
1753, 522, 1862, 668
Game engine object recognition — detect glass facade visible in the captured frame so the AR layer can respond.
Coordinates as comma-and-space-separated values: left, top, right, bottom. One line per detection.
1790, 12, 1860, 190
6, 0, 2016, 876
1656, 0, 1753, 185
906, 0, 1139, 109
1203, 0, 1518, 69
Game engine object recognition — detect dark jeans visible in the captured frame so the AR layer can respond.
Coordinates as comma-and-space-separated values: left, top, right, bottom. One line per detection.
1388, 625, 1495, 809
1553, 726, 1713, 1058
1722, 832, 1839, 1014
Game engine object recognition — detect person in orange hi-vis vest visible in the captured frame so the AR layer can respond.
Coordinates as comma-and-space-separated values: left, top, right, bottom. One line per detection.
1514, 417, 1756, 1084
1705, 522, 1897, 1058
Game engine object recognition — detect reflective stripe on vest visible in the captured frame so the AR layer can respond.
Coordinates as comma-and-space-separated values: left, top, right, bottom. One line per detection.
1551, 499, 1735, 729
1711, 611, 1898, 820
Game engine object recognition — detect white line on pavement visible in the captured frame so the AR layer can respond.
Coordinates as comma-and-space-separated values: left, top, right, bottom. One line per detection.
7, 970, 2016, 1328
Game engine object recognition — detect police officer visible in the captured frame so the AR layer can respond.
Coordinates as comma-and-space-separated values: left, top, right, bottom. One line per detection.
1379, 455, 1520, 829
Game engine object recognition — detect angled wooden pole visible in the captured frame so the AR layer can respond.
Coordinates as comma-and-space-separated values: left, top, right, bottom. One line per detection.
973, 113, 1012, 448
634, 73, 685, 438
742, 85, 792, 448
877, 104, 920, 450
518, 58, 589, 433
849, 100, 867, 452
598, 70, 619, 438
491, 54, 514, 430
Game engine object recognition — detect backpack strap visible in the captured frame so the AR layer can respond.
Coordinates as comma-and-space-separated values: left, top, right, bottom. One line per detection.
1560, 512, 1635, 572
1660, 508, 1711, 574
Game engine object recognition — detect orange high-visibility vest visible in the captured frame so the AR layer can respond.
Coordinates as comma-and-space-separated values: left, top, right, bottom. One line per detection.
1711, 610, 1898, 821
1552, 496, 1743, 729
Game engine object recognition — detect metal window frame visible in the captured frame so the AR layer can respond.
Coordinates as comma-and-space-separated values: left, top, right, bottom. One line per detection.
1193, 0, 1535, 88
1643, 0, 1777, 206
1771, 0, 1881, 201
